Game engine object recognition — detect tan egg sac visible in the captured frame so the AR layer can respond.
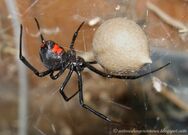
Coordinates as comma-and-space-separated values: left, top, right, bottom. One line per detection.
92, 17, 152, 75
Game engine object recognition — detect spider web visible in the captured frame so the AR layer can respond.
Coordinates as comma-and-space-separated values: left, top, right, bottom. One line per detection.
1, 0, 188, 135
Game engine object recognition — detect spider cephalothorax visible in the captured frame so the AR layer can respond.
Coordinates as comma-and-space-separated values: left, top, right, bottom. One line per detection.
19, 18, 170, 122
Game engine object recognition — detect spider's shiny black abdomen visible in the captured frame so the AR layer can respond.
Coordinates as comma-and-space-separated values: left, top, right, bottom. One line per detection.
39, 40, 66, 70
39, 51, 65, 70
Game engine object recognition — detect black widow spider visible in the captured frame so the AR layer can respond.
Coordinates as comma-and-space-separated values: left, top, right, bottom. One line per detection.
19, 18, 170, 122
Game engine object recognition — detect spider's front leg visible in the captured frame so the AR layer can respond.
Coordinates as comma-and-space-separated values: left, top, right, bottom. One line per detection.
50, 71, 63, 80
58, 65, 79, 101
50, 64, 70, 80
19, 24, 52, 77
76, 70, 112, 122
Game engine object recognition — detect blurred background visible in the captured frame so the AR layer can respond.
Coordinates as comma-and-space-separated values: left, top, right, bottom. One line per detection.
0, 0, 188, 135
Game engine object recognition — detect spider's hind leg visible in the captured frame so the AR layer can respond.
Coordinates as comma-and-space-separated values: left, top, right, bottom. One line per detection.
34, 18, 45, 43
19, 24, 52, 77
59, 68, 79, 102
69, 22, 84, 50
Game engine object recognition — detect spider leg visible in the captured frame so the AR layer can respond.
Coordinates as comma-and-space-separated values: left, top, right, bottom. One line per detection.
59, 67, 79, 101
87, 61, 97, 64
34, 18, 45, 43
85, 62, 170, 79
50, 64, 70, 80
19, 24, 52, 77
76, 71, 112, 122
50, 71, 63, 80
70, 22, 84, 50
